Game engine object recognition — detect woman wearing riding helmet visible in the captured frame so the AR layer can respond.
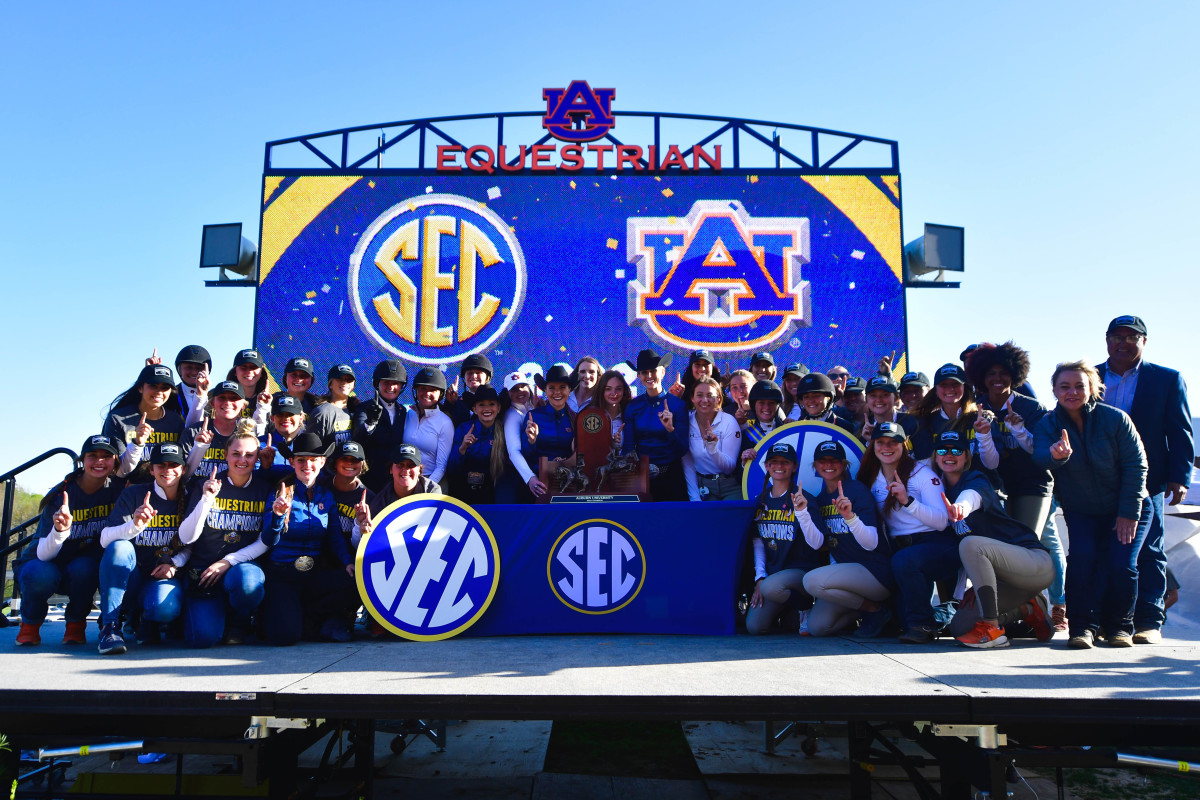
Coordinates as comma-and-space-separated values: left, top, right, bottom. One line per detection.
909, 364, 1000, 472
794, 372, 859, 435
104, 363, 186, 477
799, 440, 893, 637
621, 349, 690, 501
856, 422, 952, 644
931, 429, 1055, 649
350, 359, 409, 493
260, 433, 365, 645
15, 435, 125, 647
169, 345, 213, 419
96, 442, 191, 655
745, 442, 826, 635
275, 357, 322, 414
683, 376, 742, 501
568, 356, 603, 414
740, 380, 788, 465
176, 419, 273, 648
448, 385, 508, 504
444, 353, 494, 428
308, 363, 360, 448
402, 366, 454, 487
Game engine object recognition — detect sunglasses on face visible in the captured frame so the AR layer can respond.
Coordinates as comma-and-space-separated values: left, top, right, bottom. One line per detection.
1106, 334, 1143, 344
936, 447, 965, 456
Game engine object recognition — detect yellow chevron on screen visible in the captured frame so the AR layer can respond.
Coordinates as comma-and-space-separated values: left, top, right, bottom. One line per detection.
260, 176, 361, 283
802, 175, 902, 281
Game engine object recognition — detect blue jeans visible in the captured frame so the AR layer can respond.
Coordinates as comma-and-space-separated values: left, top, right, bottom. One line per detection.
98, 541, 183, 626
1062, 506, 1150, 638
183, 563, 266, 648
1134, 493, 1166, 631
18, 552, 100, 625
891, 533, 962, 631
1039, 498, 1067, 606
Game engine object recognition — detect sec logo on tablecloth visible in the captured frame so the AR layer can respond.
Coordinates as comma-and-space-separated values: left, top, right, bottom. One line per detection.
357, 495, 501, 640
548, 519, 646, 615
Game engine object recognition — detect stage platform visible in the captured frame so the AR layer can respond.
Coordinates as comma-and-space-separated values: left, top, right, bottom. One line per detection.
2, 623, 1197, 732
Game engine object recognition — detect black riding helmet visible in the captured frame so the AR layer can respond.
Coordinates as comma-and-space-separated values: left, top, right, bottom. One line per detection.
459, 354, 493, 380
372, 359, 408, 391
747, 380, 784, 407
412, 366, 448, 399
796, 372, 835, 396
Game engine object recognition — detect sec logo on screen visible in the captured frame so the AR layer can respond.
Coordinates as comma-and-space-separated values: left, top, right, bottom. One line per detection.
357, 495, 501, 640
627, 200, 810, 353
548, 519, 646, 614
349, 194, 527, 365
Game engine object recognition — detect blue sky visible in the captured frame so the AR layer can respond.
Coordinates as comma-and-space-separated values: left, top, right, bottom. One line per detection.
2, 2, 1196, 491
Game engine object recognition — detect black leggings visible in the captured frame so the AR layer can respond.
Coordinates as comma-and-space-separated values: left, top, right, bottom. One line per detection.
261, 562, 358, 646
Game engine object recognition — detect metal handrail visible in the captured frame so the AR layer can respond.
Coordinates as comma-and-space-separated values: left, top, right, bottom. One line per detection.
1, 447, 78, 624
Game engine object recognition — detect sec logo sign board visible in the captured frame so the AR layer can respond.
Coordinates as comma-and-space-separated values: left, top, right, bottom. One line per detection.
548, 519, 646, 615
357, 495, 501, 640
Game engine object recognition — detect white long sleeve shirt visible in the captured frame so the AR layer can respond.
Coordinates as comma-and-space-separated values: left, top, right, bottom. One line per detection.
868, 462, 950, 539
504, 403, 536, 484
682, 411, 742, 501
403, 405, 453, 484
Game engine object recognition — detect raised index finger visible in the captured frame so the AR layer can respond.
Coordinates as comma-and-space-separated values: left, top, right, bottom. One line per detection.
837, 480, 845, 499
144, 490, 152, 505
139, 412, 147, 427
61, 492, 70, 512
1060, 429, 1069, 443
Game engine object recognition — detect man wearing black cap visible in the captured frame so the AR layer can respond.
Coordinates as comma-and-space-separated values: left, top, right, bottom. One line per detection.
352, 359, 410, 492
368, 443, 442, 516
1098, 315, 1194, 643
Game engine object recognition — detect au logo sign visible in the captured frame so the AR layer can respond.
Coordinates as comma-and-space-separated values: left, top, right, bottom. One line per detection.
548, 519, 646, 614
357, 495, 501, 640
627, 200, 810, 353
542, 81, 616, 143
349, 194, 527, 365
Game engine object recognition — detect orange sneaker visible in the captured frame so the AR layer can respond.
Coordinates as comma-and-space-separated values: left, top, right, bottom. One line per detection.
1051, 605, 1067, 631
63, 621, 88, 645
956, 620, 1008, 649
16, 623, 41, 646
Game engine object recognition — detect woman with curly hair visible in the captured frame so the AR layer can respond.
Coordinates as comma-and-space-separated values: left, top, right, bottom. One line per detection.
965, 342, 1066, 623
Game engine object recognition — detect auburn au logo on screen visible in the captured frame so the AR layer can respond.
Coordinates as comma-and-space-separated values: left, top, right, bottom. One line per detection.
348, 194, 527, 364
542, 81, 616, 142
627, 200, 811, 353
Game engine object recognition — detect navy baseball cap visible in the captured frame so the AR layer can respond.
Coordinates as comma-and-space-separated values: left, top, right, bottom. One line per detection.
765, 442, 798, 464
866, 375, 898, 394
138, 363, 175, 387
750, 351, 774, 367
271, 394, 303, 416
338, 441, 366, 461
391, 443, 423, 467
783, 363, 810, 379
935, 430, 968, 449
872, 421, 908, 442
209, 380, 245, 400
899, 371, 930, 388
234, 349, 265, 368
845, 377, 867, 394
81, 434, 120, 457
934, 364, 966, 384
151, 442, 186, 466
814, 440, 847, 461
1107, 315, 1148, 336
284, 357, 314, 377
328, 363, 356, 381
689, 349, 715, 365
